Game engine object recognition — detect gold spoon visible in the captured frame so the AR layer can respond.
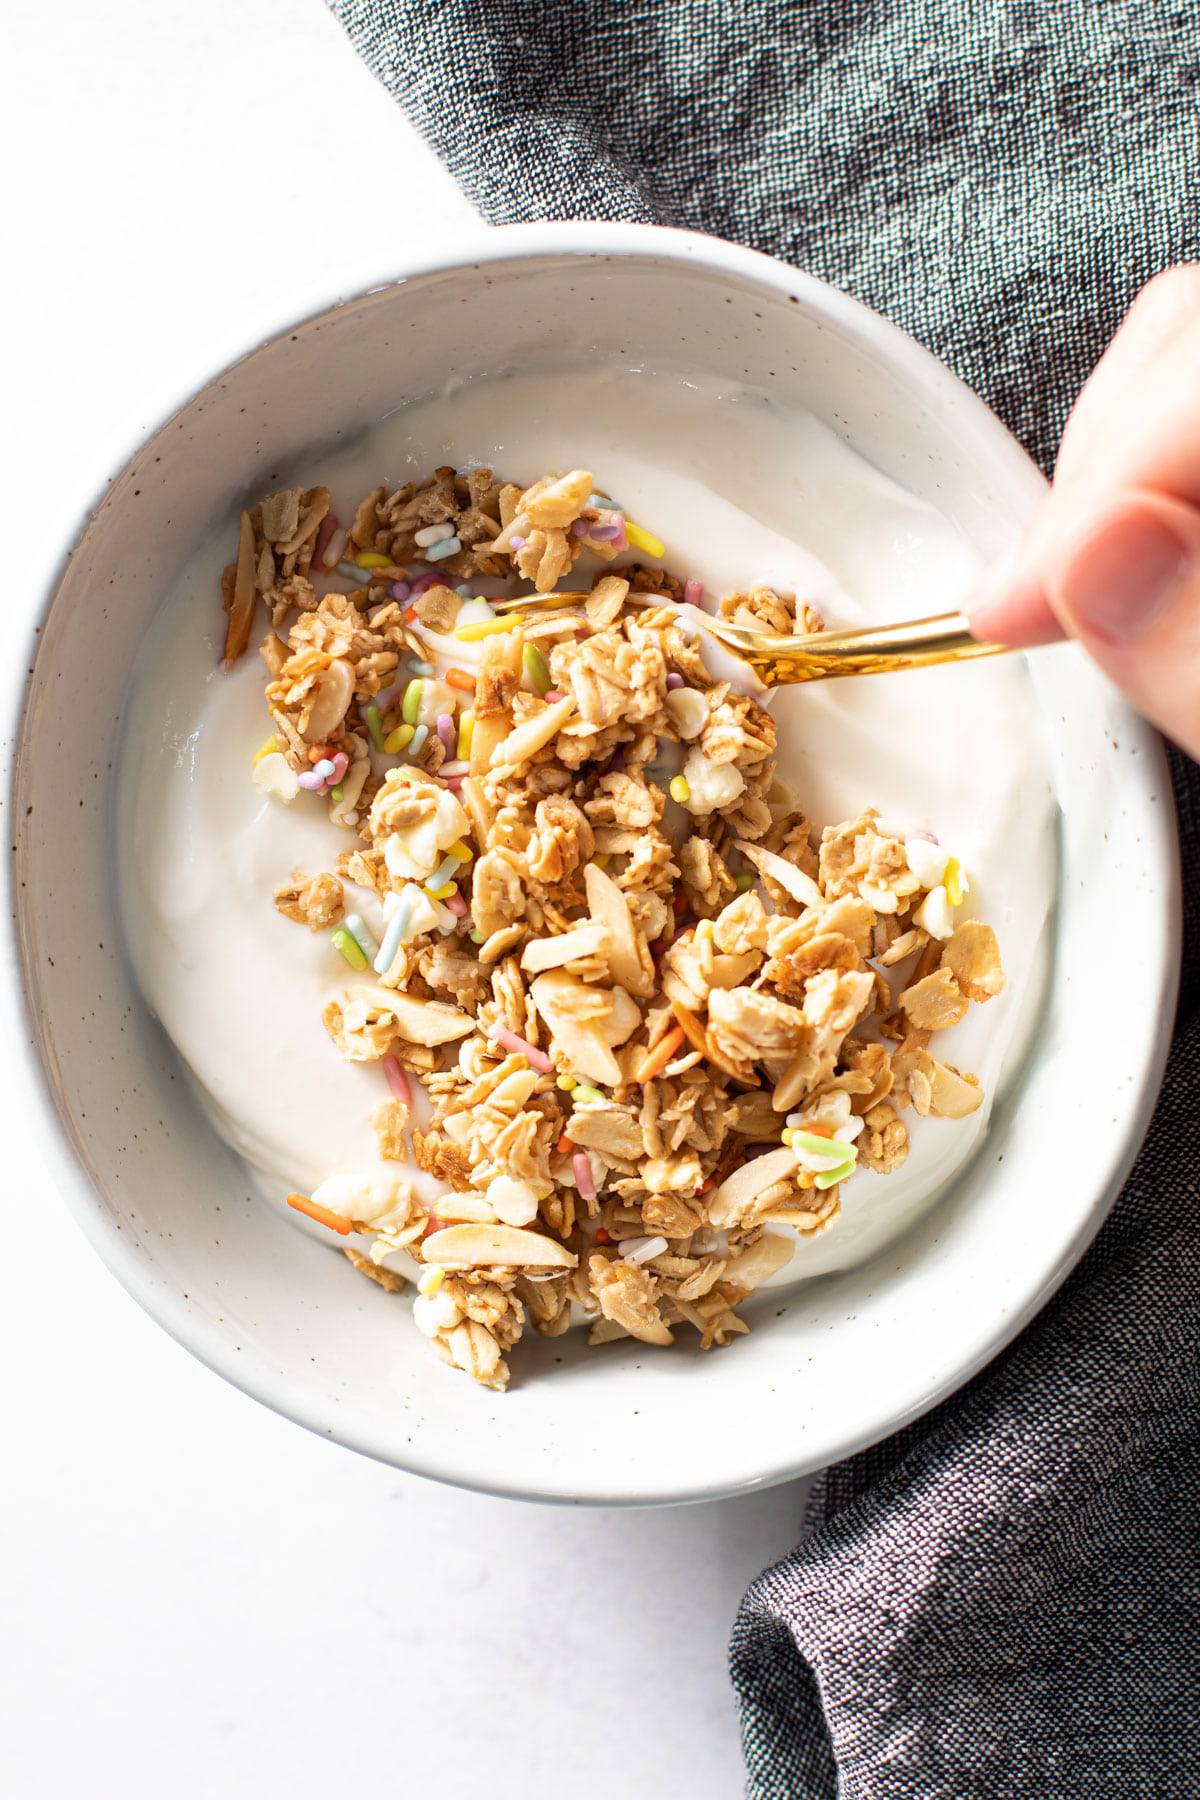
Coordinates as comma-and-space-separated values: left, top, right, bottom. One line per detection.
491, 592, 1008, 685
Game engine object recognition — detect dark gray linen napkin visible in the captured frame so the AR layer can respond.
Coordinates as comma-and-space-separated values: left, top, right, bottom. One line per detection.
328, 3, 1200, 1792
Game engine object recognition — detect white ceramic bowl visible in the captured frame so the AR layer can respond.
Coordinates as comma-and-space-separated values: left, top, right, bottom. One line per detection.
9, 224, 1179, 1504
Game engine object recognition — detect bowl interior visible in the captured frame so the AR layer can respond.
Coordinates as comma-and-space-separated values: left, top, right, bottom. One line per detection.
13, 231, 1177, 1502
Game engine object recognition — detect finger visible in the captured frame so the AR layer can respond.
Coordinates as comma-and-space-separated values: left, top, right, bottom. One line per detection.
1044, 488, 1200, 760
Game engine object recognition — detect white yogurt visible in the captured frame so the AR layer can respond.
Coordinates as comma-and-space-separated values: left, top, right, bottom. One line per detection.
117, 370, 1058, 1280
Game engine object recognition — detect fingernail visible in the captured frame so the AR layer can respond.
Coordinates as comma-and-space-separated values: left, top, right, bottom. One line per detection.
1061, 508, 1191, 643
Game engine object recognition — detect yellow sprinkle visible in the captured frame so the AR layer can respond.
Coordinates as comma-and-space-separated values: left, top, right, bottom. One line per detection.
457, 710, 474, 760
669, 775, 690, 804
384, 723, 415, 755
556, 1074, 578, 1092
696, 918, 714, 942
454, 616, 522, 642
426, 880, 457, 901
625, 521, 665, 557
417, 1265, 445, 1297
252, 735, 278, 764
944, 856, 964, 907
448, 840, 473, 863
354, 550, 392, 569
781, 1128, 796, 1146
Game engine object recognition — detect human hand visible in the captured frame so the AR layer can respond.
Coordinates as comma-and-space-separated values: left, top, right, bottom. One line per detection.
968, 265, 1200, 760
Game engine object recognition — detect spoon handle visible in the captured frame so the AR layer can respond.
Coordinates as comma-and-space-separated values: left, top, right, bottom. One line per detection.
701, 610, 1011, 685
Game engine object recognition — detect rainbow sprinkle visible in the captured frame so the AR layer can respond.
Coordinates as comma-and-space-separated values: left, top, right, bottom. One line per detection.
374, 895, 415, 973
384, 723, 415, 755
365, 705, 385, 753
454, 616, 521, 642
402, 681, 424, 724
436, 712, 457, 751
382, 1056, 411, 1105
252, 735, 278, 764
342, 912, 378, 962
425, 536, 461, 562
488, 1024, 553, 1074
669, 775, 690, 804
523, 642, 552, 694
331, 927, 368, 971
625, 521, 664, 558
456, 710, 474, 760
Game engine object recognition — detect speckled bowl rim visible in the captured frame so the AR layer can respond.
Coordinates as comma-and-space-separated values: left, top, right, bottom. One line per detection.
6, 222, 1181, 1505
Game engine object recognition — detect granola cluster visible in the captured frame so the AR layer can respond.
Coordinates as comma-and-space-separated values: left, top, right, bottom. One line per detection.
229, 463, 1005, 1392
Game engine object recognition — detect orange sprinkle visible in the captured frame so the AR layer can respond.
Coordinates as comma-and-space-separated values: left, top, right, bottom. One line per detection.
445, 667, 477, 693
635, 1025, 686, 1083
557, 1132, 573, 1155
287, 1193, 352, 1236
307, 744, 331, 764
595, 1228, 611, 1245
805, 1122, 834, 1139
403, 607, 419, 623
798, 1170, 816, 1189
699, 1176, 715, 1195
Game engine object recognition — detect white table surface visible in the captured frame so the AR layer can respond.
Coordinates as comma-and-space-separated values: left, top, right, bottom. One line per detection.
3, 8, 810, 1796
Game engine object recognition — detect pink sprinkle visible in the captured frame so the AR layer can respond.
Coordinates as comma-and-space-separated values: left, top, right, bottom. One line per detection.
683, 577, 704, 607
374, 681, 404, 714
297, 769, 325, 790
570, 519, 588, 537
610, 516, 628, 552
328, 750, 350, 780
390, 580, 411, 603
444, 892, 468, 917
510, 535, 526, 550
409, 573, 440, 598
572, 1152, 597, 1204
445, 775, 464, 792
489, 1024, 554, 1074
666, 672, 685, 690
382, 1057, 411, 1105
436, 712, 456, 750
312, 513, 339, 570
544, 687, 565, 702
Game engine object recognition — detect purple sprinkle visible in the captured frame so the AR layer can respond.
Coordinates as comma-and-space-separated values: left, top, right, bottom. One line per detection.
589, 521, 622, 542
570, 519, 588, 537
666, 672, 685, 690
409, 573, 439, 597
510, 535, 526, 551
297, 770, 325, 791
390, 580, 411, 603
374, 681, 404, 713
436, 712, 456, 750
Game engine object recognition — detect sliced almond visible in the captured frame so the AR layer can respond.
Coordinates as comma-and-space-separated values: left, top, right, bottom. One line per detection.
423, 1223, 577, 1269
377, 988, 474, 1044
529, 970, 622, 1086
723, 1231, 795, 1290
304, 657, 355, 743
522, 468, 594, 529
928, 1060, 984, 1118
468, 711, 511, 777
585, 862, 654, 997
598, 986, 641, 1047
489, 694, 577, 769
707, 1146, 798, 1229
735, 840, 823, 908
520, 921, 610, 974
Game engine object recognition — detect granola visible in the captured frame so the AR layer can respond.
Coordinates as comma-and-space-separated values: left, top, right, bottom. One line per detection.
229, 463, 1006, 1391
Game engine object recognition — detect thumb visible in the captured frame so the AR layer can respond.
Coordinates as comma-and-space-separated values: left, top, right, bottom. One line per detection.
1042, 489, 1200, 760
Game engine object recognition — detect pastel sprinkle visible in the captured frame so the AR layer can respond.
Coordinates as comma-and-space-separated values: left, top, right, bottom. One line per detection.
436, 712, 457, 751
342, 912, 378, 961
311, 758, 335, 783
438, 760, 469, 778
587, 492, 621, 511
410, 660, 435, 677
365, 705, 385, 752
328, 751, 350, 781
297, 769, 326, 791
384, 723, 415, 755
523, 642, 552, 694
735, 870, 755, 891
409, 724, 429, 754
454, 616, 522, 642
390, 580, 411, 603
572, 1153, 597, 1204
338, 560, 374, 585
791, 1128, 859, 1164
556, 1074, 578, 1091
414, 523, 453, 547
425, 880, 457, 902
331, 927, 368, 971
445, 776, 465, 792
355, 550, 392, 569
446, 667, 476, 693
572, 1084, 605, 1106
815, 1160, 856, 1191
570, 519, 588, 537
428, 853, 461, 890
448, 841, 473, 863
252, 735, 278, 764
489, 1025, 554, 1074
444, 893, 468, 917
543, 687, 565, 702
374, 899, 414, 973
417, 1265, 445, 1297
456, 710, 474, 759
321, 525, 348, 570
666, 672, 685, 690
944, 856, 965, 907
589, 520, 623, 542
312, 513, 339, 569
402, 680, 424, 724
469, 928, 484, 944
669, 775, 691, 804
426, 536, 461, 561
330, 783, 345, 803
456, 583, 473, 596
509, 535, 526, 551
625, 521, 664, 557
683, 578, 705, 607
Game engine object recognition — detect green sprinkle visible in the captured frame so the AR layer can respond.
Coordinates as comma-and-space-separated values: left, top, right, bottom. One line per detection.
572, 1084, 605, 1106
331, 927, 368, 971
468, 927, 484, 944
791, 1129, 859, 1162
523, 641, 552, 695
815, 1159, 856, 1191
330, 783, 345, 803
735, 871, 755, 892
365, 705, 385, 753
402, 680, 424, 725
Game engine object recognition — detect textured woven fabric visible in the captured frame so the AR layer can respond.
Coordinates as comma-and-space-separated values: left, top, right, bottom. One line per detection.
329, 2, 1200, 1792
